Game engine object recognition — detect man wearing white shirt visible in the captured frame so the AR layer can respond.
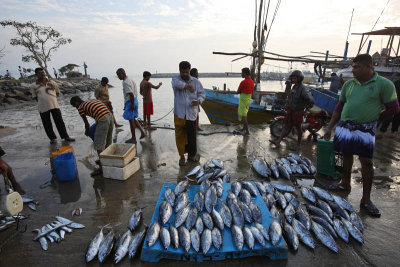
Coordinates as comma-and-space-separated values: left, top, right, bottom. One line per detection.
171, 61, 205, 166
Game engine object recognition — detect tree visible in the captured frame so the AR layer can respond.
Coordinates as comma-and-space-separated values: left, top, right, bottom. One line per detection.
0, 20, 71, 78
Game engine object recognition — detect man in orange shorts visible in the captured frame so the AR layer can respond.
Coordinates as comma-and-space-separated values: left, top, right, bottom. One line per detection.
140, 71, 162, 130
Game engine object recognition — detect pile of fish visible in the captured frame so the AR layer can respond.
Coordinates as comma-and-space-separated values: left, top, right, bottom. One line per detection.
0, 213, 27, 232
252, 153, 316, 180
261, 181, 364, 253
33, 216, 85, 251
23, 195, 39, 211
86, 209, 146, 264
186, 159, 230, 184
145, 178, 277, 255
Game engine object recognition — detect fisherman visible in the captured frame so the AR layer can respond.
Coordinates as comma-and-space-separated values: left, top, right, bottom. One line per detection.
139, 71, 162, 130
329, 72, 342, 93
0, 146, 25, 195
189, 68, 203, 131
270, 70, 314, 148
324, 54, 399, 217
94, 77, 123, 128
116, 68, 146, 144
234, 67, 254, 136
53, 67, 58, 79
70, 96, 114, 176
32, 67, 75, 144
172, 61, 205, 166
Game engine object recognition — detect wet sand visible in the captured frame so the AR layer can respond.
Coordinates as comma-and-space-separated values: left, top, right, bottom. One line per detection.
0, 118, 400, 266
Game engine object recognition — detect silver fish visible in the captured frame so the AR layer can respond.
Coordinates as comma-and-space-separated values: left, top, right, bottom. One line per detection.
306, 205, 334, 226
300, 156, 312, 166
200, 180, 211, 195
178, 226, 191, 253
159, 227, 171, 250
299, 164, 310, 174
61, 226, 73, 233
263, 182, 275, 195
28, 202, 37, 211
242, 181, 258, 196
190, 228, 200, 252
255, 222, 269, 241
174, 192, 188, 213
159, 201, 172, 225
212, 168, 222, 178
270, 163, 280, 178
239, 201, 253, 224
22, 196, 35, 203
249, 202, 262, 224
33, 221, 66, 241
311, 221, 338, 253
280, 157, 290, 165
312, 187, 333, 202
269, 220, 282, 246
211, 208, 224, 230
292, 218, 315, 249
252, 158, 270, 178
197, 172, 213, 184
164, 188, 176, 207
187, 165, 201, 177
231, 182, 242, 196
146, 222, 160, 247
217, 169, 227, 178
196, 168, 205, 179
275, 158, 284, 165
317, 199, 333, 218
229, 202, 244, 229
219, 203, 232, 228
195, 216, 204, 235
211, 159, 223, 168
59, 229, 65, 240
194, 192, 205, 212
311, 216, 337, 239
243, 227, 255, 250
231, 225, 244, 251
283, 163, 292, 175
201, 228, 212, 255
67, 222, 85, 229
174, 181, 188, 195
284, 203, 295, 224
271, 182, 296, 193
332, 195, 355, 212
169, 226, 179, 249
128, 209, 142, 232
341, 218, 363, 244
202, 212, 214, 230
274, 190, 287, 210
86, 228, 104, 262
211, 227, 222, 250
39, 235, 48, 251
277, 165, 290, 180
349, 212, 363, 233
185, 206, 198, 230
205, 186, 217, 213
284, 192, 299, 209
333, 218, 349, 243
255, 181, 266, 195
287, 157, 298, 164
128, 229, 146, 259
226, 192, 237, 207
174, 205, 190, 228
283, 222, 299, 251
98, 230, 115, 263
114, 230, 132, 264
329, 201, 350, 220
213, 182, 224, 198
296, 206, 311, 230
250, 225, 266, 246
239, 189, 252, 206
222, 174, 230, 183
301, 187, 316, 204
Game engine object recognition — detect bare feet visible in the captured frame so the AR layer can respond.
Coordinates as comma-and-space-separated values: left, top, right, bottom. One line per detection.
115, 123, 123, 128
140, 133, 146, 139
125, 138, 137, 144
13, 183, 26, 195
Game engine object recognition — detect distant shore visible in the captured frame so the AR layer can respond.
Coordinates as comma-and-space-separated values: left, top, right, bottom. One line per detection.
151, 72, 242, 78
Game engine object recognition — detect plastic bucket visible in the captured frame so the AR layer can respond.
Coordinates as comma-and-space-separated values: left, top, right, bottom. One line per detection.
53, 152, 78, 182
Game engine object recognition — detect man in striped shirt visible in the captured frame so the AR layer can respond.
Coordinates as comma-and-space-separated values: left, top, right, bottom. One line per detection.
70, 96, 114, 176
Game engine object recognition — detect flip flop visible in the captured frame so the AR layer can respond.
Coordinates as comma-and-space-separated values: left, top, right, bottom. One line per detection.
327, 183, 351, 191
360, 203, 381, 217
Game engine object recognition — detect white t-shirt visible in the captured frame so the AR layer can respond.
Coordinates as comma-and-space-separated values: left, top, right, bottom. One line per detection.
122, 77, 138, 103
31, 80, 60, 113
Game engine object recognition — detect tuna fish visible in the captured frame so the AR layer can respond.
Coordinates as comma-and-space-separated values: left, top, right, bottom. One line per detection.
185, 206, 198, 230
252, 158, 270, 178
128, 209, 142, 232
287, 157, 298, 164
174, 181, 188, 195
128, 229, 146, 259
205, 186, 218, 213
255, 181, 266, 195
211, 208, 224, 230
213, 182, 224, 198
283, 163, 292, 175
263, 182, 275, 195
230, 202, 245, 229
159, 201, 173, 225
301, 187, 316, 204
312, 186, 334, 202
226, 192, 238, 207
265, 194, 276, 209
274, 191, 287, 210
349, 212, 364, 233
300, 156, 312, 167
146, 222, 160, 247
216, 169, 227, 178
164, 188, 176, 207
269, 220, 282, 246
250, 225, 266, 247
239, 189, 252, 206
292, 218, 315, 249
211, 159, 223, 169
174, 205, 190, 228
241, 181, 258, 196
222, 174, 230, 183
270, 205, 282, 225
200, 180, 211, 195
284, 203, 296, 224
275, 158, 284, 165
299, 164, 310, 174
329, 201, 350, 220
280, 158, 290, 165
174, 192, 189, 213
333, 218, 349, 243
271, 182, 296, 193
159, 227, 171, 250
249, 202, 262, 224
190, 228, 200, 252
114, 230, 132, 264
86, 228, 104, 262
187, 166, 201, 177
310, 216, 337, 239
341, 218, 364, 244
196, 168, 205, 180
269, 163, 279, 179
311, 221, 338, 253
197, 172, 213, 184
243, 227, 255, 249
202, 212, 214, 230
178, 226, 191, 253
201, 229, 212, 255
169, 226, 179, 249
239, 201, 253, 224
283, 222, 299, 251
231, 225, 244, 251
307, 205, 334, 226
284, 192, 299, 209
194, 192, 205, 212
195, 216, 204, 235
211, 227, 223, 250
219, 203, 232, 228
98, 230, 115, 263
296, 206, 311, 230
277, 165, 290, 180
255, 222, 269, 241
317, 199, 333, 218
332, 195, 355, 212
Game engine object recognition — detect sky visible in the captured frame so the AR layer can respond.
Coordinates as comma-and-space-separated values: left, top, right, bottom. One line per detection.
0, 0, 399, 78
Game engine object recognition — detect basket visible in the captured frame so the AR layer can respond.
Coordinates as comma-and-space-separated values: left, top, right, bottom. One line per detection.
317, 139, 343, 180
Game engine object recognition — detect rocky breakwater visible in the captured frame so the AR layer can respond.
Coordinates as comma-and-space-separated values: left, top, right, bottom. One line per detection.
0, 78, 101, 108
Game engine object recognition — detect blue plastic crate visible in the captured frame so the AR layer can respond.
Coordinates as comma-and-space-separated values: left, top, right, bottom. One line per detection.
311, 89, 339, 115
141, 182, 288, 262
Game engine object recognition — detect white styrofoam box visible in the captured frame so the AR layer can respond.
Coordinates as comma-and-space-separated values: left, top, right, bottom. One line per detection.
100, 143, 136, 168
102, 157, 140, 180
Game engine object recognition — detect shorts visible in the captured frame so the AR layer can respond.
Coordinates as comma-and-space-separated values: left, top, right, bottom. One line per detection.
238, 93, 251, 121
143, 102, 153, 115
94, 114, 113, 151
283, 109, 304, 128
123, 99, 139, 120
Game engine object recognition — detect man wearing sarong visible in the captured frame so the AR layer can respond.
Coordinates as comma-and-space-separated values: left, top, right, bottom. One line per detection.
324, 54, 399, 217
236, 67, 254, 136
172, 61, 205, 166
270, 70, 314, 148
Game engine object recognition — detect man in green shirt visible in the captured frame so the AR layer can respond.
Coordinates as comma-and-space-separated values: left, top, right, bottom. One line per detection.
324, 54, 399, 217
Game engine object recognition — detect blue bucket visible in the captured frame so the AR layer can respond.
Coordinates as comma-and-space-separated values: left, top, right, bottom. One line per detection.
53, 152, 78, 182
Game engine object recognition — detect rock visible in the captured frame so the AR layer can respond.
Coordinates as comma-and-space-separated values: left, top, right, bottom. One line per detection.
4, 97, 18, 104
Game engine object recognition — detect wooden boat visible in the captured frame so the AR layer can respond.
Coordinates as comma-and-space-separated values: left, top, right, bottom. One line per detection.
201, 89, 284, 124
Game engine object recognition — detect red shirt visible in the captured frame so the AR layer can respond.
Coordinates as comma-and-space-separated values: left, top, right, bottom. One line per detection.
238, 77, 254, 94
